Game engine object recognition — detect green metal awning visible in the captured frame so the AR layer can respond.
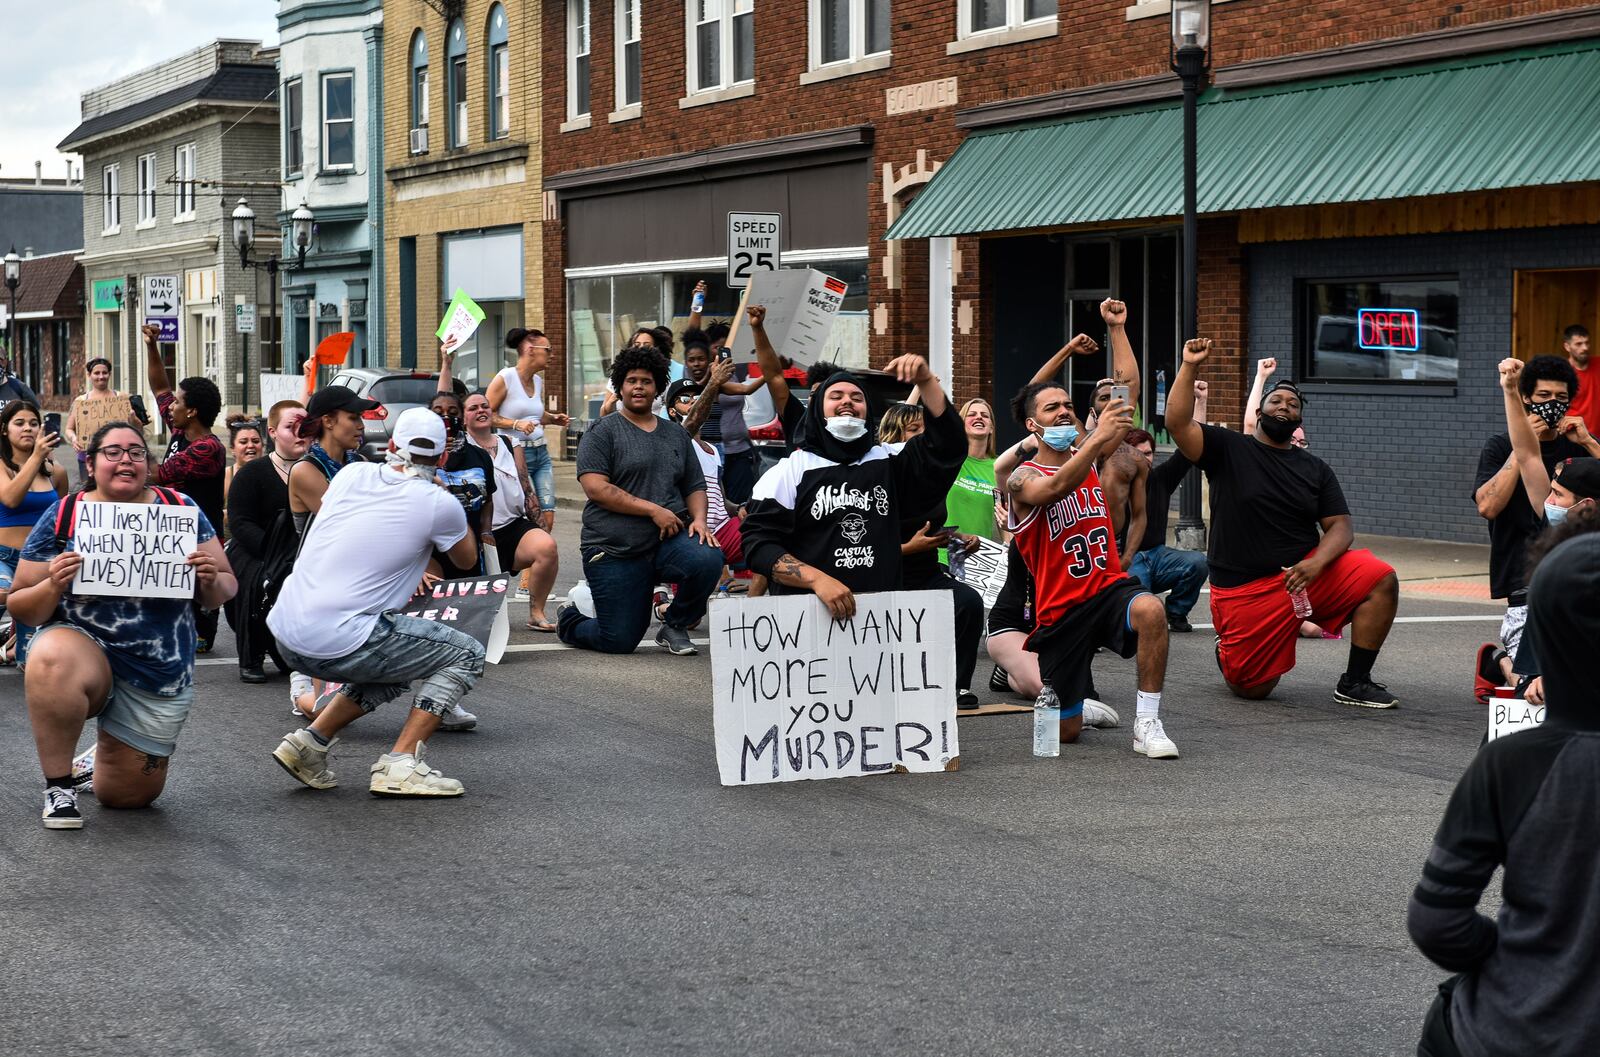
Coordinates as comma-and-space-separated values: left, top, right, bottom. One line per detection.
886, 40, 1600, 240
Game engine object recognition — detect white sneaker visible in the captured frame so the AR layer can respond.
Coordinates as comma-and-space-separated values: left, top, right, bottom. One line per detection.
272, 729, 339, 789
369, 742, 464, 797
513, 588, 531, 603
1081, 699, 1120, 729
439, 703, 478, 732
1133, 716, 1180, 759
71, 745, 97, 795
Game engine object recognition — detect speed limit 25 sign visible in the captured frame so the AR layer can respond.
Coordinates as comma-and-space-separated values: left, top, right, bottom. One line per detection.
727, 212, 782, 289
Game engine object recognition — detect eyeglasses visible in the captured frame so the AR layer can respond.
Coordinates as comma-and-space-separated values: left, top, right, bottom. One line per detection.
94, 444, 149, 462
673, 393, 697, 403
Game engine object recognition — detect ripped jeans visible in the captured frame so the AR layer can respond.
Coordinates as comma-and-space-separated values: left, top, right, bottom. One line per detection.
275, 612, 485, 717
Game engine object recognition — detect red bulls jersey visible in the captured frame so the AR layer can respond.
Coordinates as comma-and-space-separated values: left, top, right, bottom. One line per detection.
1009, 459, 1124, 627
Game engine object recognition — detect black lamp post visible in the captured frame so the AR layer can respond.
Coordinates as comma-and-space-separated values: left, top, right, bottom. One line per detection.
1171, 0, 1211, 550
3, 247, 20, 372
231, 198, 312, 410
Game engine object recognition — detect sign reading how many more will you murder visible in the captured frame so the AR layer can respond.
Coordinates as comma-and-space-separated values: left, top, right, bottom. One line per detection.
711, 590, 959, 786
71, 501, 199, 599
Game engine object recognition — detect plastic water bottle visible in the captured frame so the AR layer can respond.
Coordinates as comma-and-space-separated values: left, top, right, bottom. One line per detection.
1284, 569, 1313, 619
691, 288, 706, 314
1033, 686, 1062, 757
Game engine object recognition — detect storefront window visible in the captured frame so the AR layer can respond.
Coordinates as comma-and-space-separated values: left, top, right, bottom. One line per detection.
1301, 277, 1459, 383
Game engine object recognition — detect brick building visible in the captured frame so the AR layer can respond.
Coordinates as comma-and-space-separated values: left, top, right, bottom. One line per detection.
3, 251, 86, 412
382, 0, 546, 389
538, 0, 1600, 542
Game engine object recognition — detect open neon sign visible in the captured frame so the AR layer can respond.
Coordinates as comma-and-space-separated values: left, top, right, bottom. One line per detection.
1358, 308, 1421, 351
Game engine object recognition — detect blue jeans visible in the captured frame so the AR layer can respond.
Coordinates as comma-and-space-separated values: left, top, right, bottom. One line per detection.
523, 441, 556, 513
1, 543, 36, 663
276, 611, 485, 717
1127, 545, 1208, 621
559, 533, 724, 654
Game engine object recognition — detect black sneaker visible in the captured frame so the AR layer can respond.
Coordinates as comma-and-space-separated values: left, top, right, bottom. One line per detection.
1335, 675, 1400, 710
1168, 616, 1194, 633
988, 663, 1011, 694
957, 690, 981, 710
240, 664, 268, 684
656, 625, 699, 656
42, 786, 83, 830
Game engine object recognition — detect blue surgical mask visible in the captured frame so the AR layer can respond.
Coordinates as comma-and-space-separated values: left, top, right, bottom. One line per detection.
1545, 501, 1569, 525
1040, 423, 1079, 451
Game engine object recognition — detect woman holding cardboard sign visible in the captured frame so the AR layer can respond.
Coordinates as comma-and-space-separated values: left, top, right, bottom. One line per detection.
0, 399, 70, 666
64, 358, 137, 481
8, 421, 235, 830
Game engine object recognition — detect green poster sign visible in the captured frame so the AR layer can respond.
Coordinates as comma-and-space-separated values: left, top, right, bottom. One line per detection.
92, 278, 124, 312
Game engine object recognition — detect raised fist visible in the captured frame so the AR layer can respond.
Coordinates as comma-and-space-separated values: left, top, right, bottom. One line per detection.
1182, 338, 1212, 366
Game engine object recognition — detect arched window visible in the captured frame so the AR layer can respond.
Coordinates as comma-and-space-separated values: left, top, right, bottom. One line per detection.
409, 30, 429, 153
446, 18, 468, 147
486, 4, 510, 139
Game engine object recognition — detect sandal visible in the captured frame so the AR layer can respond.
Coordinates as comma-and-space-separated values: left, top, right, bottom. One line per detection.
526, 617, 557, 633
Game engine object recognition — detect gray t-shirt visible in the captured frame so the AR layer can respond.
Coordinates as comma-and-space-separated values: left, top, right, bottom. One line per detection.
577, 412, 706, 556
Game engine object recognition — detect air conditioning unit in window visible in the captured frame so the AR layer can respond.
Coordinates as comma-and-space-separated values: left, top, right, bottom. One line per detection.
409, 126, 428, 154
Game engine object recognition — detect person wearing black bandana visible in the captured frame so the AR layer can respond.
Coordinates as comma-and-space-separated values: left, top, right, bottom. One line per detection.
1474, 355, 1598, 685
1166, 339, 1401, 708
426, 388, 495, 581
742, 354, 964, 620
1408, 532, 1600, 1057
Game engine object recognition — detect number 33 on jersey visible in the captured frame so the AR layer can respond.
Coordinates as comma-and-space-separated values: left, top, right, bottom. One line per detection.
1010, 460, 1124, 626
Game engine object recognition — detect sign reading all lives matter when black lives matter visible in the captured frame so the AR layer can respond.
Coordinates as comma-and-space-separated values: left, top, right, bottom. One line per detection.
71, 501, 199, 599
401, 574, 512, 664
711, 590, 958, 786
1487, 690, 1545, 742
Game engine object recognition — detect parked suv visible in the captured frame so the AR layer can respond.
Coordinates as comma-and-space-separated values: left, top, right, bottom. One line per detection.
325, 367, 461, 461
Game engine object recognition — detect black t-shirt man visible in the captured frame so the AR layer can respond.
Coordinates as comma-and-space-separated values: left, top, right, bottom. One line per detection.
1474, 433, 1586, 600
1138, 451, 1193, 554
1193, 424, 1349, 588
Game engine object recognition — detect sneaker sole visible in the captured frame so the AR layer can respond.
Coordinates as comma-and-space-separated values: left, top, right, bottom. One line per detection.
1134, 741, 1180, 759
369, 784, 464, 798
272, 744, 337, 789
1335, 691, 1400, 710
438, 720, 477, 732
656, 637, 698, 656
43, 816, 84, 830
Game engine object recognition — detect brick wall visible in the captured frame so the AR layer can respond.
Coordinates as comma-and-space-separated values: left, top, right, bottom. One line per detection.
1247, 222, 1600, 544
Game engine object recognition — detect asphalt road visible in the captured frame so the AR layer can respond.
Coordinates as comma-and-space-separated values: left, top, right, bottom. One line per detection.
0, 516, 1501, 1057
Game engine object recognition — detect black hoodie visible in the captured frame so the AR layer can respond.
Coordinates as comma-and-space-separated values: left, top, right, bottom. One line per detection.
1407, 533, 1600, 1057
743, 374, 964, 593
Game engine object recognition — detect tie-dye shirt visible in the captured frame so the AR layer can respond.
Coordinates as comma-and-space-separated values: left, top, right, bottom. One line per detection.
22, 495, 217, 696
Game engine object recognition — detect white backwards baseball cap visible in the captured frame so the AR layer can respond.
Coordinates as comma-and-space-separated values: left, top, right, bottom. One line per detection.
391, 406, 447, 457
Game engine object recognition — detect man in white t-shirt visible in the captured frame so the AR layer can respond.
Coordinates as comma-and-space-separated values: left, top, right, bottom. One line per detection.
267, 408, 486, 798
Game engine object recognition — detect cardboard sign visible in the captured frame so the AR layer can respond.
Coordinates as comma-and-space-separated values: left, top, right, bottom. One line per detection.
71, 501, 199, 599
435, 289, 487, 353
400, 574, 512, 664
1488, 689, 1546, 742
73, 395, 138, 444
711, 590, 959, 786
726, 268, 847, 368
957, 536, 1010, 611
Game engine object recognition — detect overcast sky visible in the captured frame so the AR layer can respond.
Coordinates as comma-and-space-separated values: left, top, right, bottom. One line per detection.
0, 1, 279, 182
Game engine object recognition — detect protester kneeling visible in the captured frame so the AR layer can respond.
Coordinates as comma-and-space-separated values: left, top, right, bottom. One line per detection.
8, 423, 236, 829
267, 409, 486, 798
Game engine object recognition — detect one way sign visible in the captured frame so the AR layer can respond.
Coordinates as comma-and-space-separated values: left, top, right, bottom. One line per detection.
143, 274, 179, 342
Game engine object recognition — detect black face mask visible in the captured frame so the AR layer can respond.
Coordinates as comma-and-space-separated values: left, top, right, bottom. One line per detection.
1527, 398, 1570, 431
1260, 413, 1301, 444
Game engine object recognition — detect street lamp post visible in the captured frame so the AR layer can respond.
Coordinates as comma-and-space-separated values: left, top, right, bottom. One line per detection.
231, 199, 313, 411
3, 247, 21, 373
1170, 0, 1211, 550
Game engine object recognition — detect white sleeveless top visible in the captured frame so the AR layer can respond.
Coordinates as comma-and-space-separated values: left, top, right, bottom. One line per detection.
495, 366, 545, 445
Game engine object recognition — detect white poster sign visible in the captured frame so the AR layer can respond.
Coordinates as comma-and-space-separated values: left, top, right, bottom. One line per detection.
958, 536, 1010, 611
711, 590, 959, 786
726, 211, 781, 289
259, 373, 304, 411
71, 501, 199, 599
1487, 693, 1545, 742
726, 268, 847, 368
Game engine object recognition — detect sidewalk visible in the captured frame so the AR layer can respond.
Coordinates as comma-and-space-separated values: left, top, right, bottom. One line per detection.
551, 455, 1494, 602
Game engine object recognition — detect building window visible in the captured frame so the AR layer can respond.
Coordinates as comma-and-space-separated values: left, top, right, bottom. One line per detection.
101, 164, 120, 232
53, 320, 71, 395
487, 4, 510, 138
136, 153, 157, 225
284, 78, 304, 174
689, 0, 754, 94
174, 144, 196, 220
616, 0, 642, 108
201, 314, 220, 378
568, 0, 591, 119
813, 0, 888, 66
410, 30, 430, 152
447, 18, 468, 147
321, 73, 355, 170
960, 0, 1051, 36
1300, 277, 1460, 384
